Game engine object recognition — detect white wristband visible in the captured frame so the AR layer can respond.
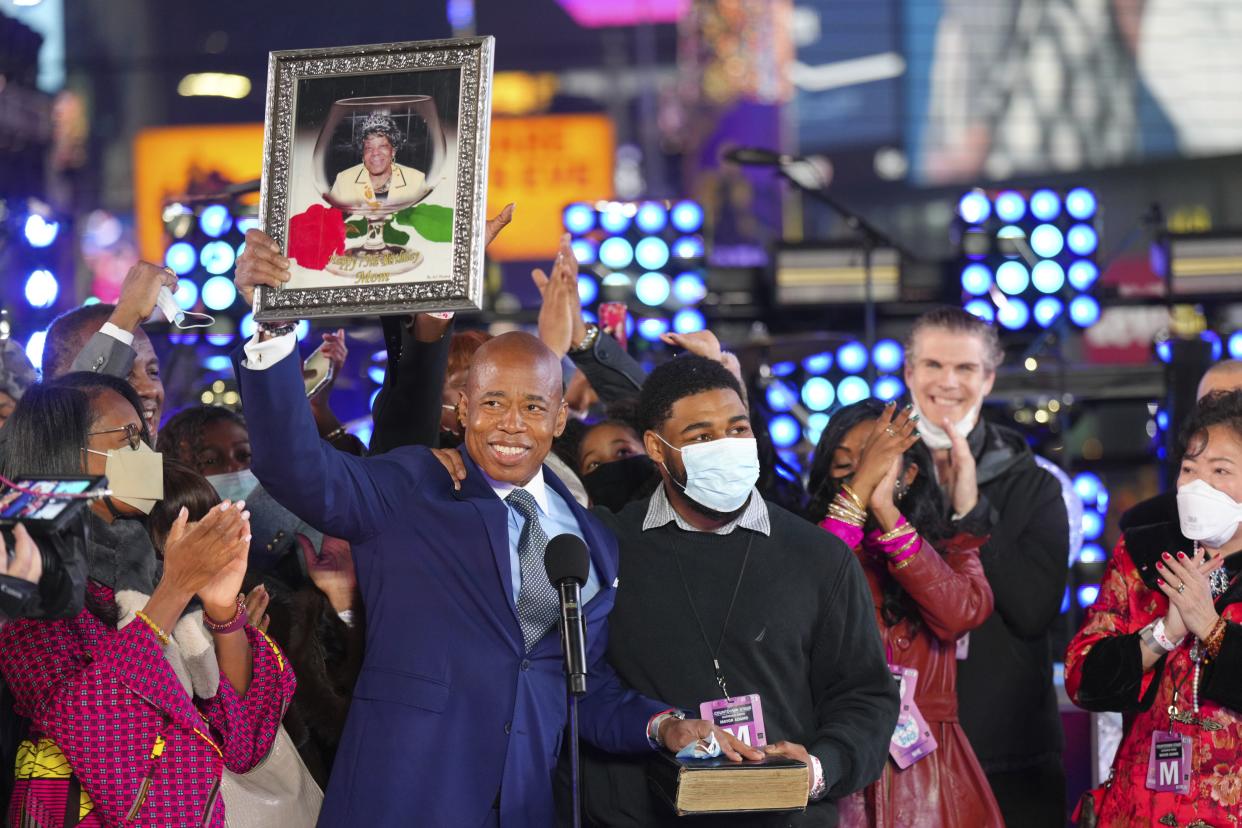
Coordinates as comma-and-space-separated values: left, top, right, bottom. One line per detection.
1152, 618, 1184, 652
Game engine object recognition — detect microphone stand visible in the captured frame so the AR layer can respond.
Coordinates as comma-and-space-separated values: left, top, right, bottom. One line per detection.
568, 683, 582, 828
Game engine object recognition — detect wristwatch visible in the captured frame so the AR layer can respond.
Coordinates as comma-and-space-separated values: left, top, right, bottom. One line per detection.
257, 320, 298, 340
568, 323, 600, 354
648, 709, 686, 748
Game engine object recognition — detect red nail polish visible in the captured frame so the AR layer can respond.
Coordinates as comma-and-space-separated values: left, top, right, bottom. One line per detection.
1177, 551, 1187, 560
1162, 552, 1171, 560
1157, 578, 1165, 586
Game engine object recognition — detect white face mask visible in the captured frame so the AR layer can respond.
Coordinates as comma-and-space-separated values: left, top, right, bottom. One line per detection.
658, 435, 760, 514
86, 441, 164, 514
1177, 478, 1242, 549
910, 400, 979, 450
205, 468, 259, 504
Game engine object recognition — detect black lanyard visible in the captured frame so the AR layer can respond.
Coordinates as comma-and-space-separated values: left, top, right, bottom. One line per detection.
670, 531, 756, 701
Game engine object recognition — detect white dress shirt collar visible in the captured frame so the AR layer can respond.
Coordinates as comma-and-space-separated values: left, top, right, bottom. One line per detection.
483, 466, 551, 515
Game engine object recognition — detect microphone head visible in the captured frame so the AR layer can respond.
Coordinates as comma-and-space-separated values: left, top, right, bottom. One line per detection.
545, 534, 590, 585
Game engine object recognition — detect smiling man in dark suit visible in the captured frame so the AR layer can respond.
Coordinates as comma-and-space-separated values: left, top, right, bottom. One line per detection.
235, 324, 758, 827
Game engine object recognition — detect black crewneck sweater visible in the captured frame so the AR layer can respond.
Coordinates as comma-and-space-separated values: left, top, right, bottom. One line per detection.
575, 496, 898, 828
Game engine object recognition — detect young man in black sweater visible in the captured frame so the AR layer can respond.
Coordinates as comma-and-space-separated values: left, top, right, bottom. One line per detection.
578, 355, 898, 827
903, 308, 1070, 827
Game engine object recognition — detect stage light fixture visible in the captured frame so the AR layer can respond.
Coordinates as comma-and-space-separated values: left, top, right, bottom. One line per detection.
672, 272, 707, 304
994, 191, 1026, 222
770, 414, 801, 449
1082, 510, 1103, 541
996, 261, 1030, 295
766, 381, 798, 413
1201, 330, 1223, 361
673, 308, 706, 334
205, 333, 235, 347
836, 341, 868, 374
295, 320, 310, 342
1230, 331, 1242, 359
637, 317, 669, 341
996, 298, 1030, 330
1030, 189, 1061, 221
599, 203, 631, 233
201, 276, 237, 311
571, 239, 597, 265
368, 366, 387, 384
1073, 472, 1102, 502
960, 263, 992, 296
1029, 224, 1064, 258
240, 313, 256, 338
1077, 584, 1100, 608
1065, 188, 1097, 220
1155, 340, 1172, 363
165, 242, 198, 275
771, 361, 796, 377
599, 237, 634, 269
872, 339, 903, 373
670, 200, 704, 233
25, 330, 46, 370
806, 413, 830, 445
199, 204, 233, 238
24, 269, 58, 308
1066, 225, 1098, 256
200, 240, 236, 275
837, 376, 871, 406
964, 299, 995, 322
577, 275, 599, 306
634, 237, 670, 271
1033, 297, 1064, 328
802, 352, 833, 375
1031, 261, 1065, 294
957, 191, 991, 224
872, 376, 904, 402
672, 236, 704, 260
801, 377, 835, 411
635, 272, 671, 306
1078, 544, 1107, 565
1068, 295, 1100, 327
563, 203, 596, 234
635, 202, 668, 233
23, 214, 59, 248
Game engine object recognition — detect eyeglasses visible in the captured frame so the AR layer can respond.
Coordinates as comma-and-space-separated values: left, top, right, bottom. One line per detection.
86, 423, 144, 451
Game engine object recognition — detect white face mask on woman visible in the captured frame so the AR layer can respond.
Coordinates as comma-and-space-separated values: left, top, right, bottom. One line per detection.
1177, 478, 1242, 549
85, 442, 165, 514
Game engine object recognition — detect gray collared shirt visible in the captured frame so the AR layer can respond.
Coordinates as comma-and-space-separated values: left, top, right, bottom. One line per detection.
642, 484, 771, 536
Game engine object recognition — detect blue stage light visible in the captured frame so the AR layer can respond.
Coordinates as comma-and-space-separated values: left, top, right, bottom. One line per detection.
1066, 224, 1098, 256
1030, 189, 1062, 221
1201, 330, 1223, 361
837, 376, 871, 406
599, 237, 634, 269
635, 237, 670, 271
1230, 331, 1242, 359
770, 414, 801, 449
200, 240, 236, 275
1155, 340, 1172, 363
996, 261, 1030, 295
802, 352, 833, 375
24, 269, 58, 309
1065, 187, 1097, 220
994, 191, 1026, 222
1029, 224, 1065, 258
673, 308, 706, 334
771, 361, 796, 377
294, 320, 310, 342
202, 355, 232, 372
165, 242, 198, 275
199, 204, 233, 238
635, 272, 671, 306
872, 339, 903, 372
599, 203, 631, 234
766, 381, 798, 412
673, 236, 705, 260
370, 388, 382, 410
1077, 584, 1100, 608
670, 200, 704, 233
672, 272, 707, 304
957, 191, 991, 224
964, 299, 995, 322
635, 201, 668, 233
563, 203, 596, 234
577, 275, 599, 306
1067, 260, 1099, 291
1156, 409, 1169, 431
201, 276, 236, 311
637, 317, 669, 341
169, 278, 197, 311
240, 312, 256, 338
236, 216, 260, 235
1061, 587, 1071, 614
873, 376, 905, 402
571, 239, 597, 265
23, 214, 59, 248
801, 377, 835, 411
1073, 472, 1102, 503
205, 333, 234, 347
1033, 297, 1064, 328
997, 298, 1030, 330
806, 413, 830, 445
368, 365, 387, 384
1082, 510, 1103, 541
837, 341, 868, 374
1078, 543, 1107, 565
1069, 295, 1101, 327
960, 263, 992, 296
1031, 261, 1065, 293
25, 330, 46, 370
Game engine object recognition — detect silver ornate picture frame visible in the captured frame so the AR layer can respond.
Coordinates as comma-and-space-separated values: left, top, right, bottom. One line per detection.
254, 36, 494, 321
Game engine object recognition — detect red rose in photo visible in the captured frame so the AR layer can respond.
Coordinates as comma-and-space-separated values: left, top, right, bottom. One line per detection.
287, 204, 347, 270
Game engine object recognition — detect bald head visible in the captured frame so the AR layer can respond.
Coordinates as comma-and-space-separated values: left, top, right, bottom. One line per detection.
467, 331, 563, 399
1198, 360, 1242, 401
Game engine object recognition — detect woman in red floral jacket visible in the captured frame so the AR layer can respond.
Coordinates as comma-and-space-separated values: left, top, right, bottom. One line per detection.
0, 376, 295, 827
1067, 390, 1242, 827
807, 400, 1003, 828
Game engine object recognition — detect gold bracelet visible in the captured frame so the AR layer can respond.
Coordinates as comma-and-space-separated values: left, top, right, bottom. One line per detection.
831, 492, 867, 519
839, 484, 866, 512
879, 523, 916, 543
134, 610, 170, 645
827, 508, 866, 528
1205, 618, 1229, 660
324, 426, 347, 442
892, 543, 923, 570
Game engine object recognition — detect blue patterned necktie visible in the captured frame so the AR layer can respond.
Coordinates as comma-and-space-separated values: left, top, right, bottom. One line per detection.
505, 488, 560, 651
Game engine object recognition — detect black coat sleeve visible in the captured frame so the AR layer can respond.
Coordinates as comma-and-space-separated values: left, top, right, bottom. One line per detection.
1073, 633, 1166, 712
369, 318, 452, 455
568, 331, 645, 405
1200, 622, 1242, 710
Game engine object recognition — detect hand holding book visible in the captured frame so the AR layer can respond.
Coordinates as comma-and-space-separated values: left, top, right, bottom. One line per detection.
658, 717, 766, 763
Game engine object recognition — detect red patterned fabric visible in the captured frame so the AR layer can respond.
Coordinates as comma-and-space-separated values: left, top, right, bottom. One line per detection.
0, 583, 295, 827
1065, 539, 1242, 827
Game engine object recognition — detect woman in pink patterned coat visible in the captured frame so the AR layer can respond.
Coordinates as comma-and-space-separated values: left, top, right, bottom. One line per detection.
0, 377, 295, 827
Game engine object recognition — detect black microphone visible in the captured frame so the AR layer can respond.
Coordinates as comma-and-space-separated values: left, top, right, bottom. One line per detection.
723, 146, 799, 166
544, 534, 591, 697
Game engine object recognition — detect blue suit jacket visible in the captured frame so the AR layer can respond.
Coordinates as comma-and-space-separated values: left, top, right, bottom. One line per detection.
235, 348, 665, 827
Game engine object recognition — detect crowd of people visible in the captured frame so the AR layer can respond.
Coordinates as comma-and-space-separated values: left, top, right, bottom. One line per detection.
0, 210, 1238, 828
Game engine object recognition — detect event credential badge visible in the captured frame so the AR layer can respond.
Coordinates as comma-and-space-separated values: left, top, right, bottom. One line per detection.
700, 694, 767, 748
889, 665, 937, 769
1145, 730, 1192, 794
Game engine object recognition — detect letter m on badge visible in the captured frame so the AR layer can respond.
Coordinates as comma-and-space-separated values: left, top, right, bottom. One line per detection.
1159, 760, 1179, 787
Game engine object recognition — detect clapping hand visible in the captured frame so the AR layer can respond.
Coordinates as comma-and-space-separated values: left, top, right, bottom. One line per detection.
532, 234, 585, 357
851, 403, 920, 505
1157, 548, 1225, 640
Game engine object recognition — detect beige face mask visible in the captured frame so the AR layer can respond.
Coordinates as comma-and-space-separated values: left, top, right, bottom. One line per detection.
86, 441, 164, 514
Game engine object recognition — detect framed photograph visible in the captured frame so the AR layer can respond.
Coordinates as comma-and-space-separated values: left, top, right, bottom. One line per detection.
254, 36, 494, 321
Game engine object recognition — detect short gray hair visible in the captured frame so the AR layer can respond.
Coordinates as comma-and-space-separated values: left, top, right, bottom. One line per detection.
904, 306, 1004, 372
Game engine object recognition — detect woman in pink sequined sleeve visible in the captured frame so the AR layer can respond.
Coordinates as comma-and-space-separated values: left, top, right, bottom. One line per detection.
0, 377, 295, 828
806, 399, 1001, 828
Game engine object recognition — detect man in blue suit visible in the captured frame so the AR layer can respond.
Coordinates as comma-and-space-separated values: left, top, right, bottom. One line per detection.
236, 326, 759, 826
